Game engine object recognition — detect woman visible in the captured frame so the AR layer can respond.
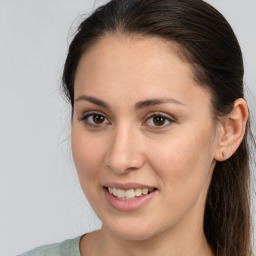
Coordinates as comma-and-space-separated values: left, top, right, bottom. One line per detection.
19, 0, 255, 255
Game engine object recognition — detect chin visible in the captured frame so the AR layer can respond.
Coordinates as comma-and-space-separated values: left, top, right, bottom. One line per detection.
112, 228, 155, 241
103, 217, 162, 241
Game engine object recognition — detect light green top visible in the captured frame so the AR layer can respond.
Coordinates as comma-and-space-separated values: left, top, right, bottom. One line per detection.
18, 234, 85, 256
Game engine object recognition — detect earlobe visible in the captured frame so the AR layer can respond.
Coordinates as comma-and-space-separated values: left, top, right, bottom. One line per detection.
214, 98, 248, 161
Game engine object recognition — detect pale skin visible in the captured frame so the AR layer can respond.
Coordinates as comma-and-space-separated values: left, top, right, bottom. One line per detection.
71, 34, 248, 256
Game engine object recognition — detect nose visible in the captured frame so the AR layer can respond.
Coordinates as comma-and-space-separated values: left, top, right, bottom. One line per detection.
105, 125, 145, 175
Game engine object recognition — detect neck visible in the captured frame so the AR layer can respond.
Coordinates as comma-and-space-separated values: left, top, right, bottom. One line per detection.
82, 222, 214, 256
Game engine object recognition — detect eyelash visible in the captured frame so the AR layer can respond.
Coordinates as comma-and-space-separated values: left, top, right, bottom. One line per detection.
80, 111, 110, 127
143, 112, 174, 130
80, 111, 174, 130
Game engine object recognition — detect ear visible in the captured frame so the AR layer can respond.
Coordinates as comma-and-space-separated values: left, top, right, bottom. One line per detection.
214, 98, 248, 161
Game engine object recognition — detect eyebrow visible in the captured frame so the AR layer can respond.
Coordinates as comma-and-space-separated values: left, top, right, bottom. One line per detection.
135, 98, 186, 109
75, 95, 111, 109
75, 95, 186, 109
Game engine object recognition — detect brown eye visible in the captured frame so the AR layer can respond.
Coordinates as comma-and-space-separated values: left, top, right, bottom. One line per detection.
82, 112, 110, 126
153, 116, 166, 126
144, 113, 174, 129
93, 114, 105, 124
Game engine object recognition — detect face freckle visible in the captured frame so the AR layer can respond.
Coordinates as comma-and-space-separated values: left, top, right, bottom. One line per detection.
71, 34, 219, 241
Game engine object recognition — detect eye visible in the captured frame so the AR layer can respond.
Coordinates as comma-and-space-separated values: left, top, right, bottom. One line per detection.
81, 112, 110, 127
143, 113, 174, 129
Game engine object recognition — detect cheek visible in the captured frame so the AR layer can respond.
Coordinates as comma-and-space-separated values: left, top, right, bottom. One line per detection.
71, 126, 106, 183
149, 124, 216, 199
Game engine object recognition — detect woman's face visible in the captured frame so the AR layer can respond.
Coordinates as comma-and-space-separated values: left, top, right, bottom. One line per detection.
72, 35, 220, 240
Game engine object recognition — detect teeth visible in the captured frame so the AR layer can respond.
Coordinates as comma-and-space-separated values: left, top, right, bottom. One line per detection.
126, 189, 135, 199
107, 187, 155, 200
135, 188, 142, 196
117, 189, 126, 198
142, 188, 148, 195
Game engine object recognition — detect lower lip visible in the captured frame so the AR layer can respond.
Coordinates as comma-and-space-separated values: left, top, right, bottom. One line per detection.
103, 187, 157, 211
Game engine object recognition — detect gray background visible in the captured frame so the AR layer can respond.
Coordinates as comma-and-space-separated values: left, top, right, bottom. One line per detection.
0, 1, 255, 255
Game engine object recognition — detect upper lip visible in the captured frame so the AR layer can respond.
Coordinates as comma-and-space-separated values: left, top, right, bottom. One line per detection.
103, 182, 157, 190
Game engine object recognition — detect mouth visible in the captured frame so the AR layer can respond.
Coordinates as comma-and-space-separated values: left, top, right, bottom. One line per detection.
103, 182, 158, 211
105, 187, 157, 200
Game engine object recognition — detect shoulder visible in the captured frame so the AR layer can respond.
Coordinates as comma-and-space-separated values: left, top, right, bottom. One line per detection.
18, 235, 85, 256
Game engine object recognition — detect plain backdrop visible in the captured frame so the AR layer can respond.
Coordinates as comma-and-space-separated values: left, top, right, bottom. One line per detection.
0, 1, 255, 255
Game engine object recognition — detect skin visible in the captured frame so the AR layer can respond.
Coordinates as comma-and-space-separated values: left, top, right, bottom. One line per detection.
71, 34, 248, 256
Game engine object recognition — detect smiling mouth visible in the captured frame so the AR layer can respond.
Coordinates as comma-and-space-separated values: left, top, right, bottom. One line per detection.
106, 187, 157, 200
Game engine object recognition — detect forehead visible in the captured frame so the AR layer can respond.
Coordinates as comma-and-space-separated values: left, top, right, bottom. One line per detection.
74, 34, 193, 82
74, 34, 211, 109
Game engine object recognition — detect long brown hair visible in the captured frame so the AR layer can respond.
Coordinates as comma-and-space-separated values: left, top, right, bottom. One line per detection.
62, 0, 255, 255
